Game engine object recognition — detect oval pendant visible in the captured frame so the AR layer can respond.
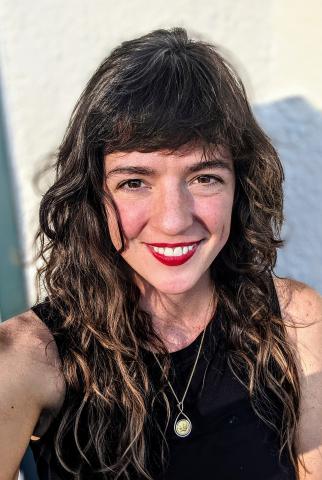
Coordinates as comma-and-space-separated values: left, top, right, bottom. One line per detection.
174, 414, 192, 437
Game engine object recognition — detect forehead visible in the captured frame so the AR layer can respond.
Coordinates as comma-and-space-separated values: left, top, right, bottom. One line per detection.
104, 144, 233, 171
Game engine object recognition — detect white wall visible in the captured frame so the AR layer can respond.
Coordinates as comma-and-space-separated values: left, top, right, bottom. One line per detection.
270, 0, 322, 109
0, 0, 321, 301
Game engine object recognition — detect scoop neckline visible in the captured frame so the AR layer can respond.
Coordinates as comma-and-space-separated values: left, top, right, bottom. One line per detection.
170, 310, 219, 362
146, 306, 221, 365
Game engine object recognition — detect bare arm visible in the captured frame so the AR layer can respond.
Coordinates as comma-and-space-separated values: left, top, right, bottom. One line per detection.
275, 278, 322, 479
0, 310, 65, 480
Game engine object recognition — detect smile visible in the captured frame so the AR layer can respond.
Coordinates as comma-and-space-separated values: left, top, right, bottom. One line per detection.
145, 241, 202, 266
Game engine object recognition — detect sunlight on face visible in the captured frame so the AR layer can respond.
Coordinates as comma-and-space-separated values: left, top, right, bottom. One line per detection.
104, 145, 235, 296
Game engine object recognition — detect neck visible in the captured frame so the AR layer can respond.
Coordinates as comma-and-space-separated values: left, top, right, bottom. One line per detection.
138, 277, 217, 351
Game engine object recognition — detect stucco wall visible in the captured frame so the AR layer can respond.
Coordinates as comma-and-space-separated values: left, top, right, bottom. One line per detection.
0, 0, 321, 301
255, 97, 322, 292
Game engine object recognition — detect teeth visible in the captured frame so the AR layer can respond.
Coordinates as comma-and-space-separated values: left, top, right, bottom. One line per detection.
164, 247, 182, 256
152, 244, 197, 256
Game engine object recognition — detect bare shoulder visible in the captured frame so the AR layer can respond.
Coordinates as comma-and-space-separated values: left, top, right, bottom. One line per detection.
273, 275, 322, 314
272, 275, 322, 382
0, 310, 66, 476
273, 276, 322, 477
273, 276, 322, 346
0, 309, 66, 413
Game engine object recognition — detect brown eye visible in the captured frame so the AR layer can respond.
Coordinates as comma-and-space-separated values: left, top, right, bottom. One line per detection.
117, 179, 145, 190
193, 175, 223, 186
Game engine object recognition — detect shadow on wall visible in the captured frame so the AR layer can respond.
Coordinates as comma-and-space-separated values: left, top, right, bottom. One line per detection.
254, 96, 322, 294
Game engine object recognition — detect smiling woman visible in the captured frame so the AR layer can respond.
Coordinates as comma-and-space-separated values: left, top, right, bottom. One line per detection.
104, 147, 235, 296
1, 27, 322, 480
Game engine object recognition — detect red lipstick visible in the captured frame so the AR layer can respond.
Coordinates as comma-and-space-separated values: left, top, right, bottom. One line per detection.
145, 241, 202, 247
145, 241, 201, 266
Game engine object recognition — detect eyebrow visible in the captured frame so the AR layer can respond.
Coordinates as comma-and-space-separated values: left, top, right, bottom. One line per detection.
105, 159, 233, 179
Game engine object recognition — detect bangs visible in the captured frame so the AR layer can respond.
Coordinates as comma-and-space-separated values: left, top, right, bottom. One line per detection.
87, 31, 249, 156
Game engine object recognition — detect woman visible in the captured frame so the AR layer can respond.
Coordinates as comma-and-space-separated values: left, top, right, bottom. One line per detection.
0, 27, 321, 480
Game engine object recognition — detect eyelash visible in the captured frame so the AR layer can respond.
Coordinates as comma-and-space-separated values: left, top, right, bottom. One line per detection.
116, 175, 224, 191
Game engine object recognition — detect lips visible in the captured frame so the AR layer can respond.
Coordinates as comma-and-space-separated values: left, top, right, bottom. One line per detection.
145, 240, 202, 248
145, 241, 201, 266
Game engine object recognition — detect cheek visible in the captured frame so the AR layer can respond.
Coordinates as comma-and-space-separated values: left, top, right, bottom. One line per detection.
118, 203, 146, 237
199, 196, 234, 233
106, 200, 146, 249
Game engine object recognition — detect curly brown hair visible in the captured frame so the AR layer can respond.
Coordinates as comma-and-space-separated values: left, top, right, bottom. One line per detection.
34, 27, 302, 479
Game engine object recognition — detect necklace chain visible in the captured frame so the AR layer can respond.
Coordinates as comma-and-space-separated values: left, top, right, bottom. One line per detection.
152, 322, 207, 406
152, 288, 215, 438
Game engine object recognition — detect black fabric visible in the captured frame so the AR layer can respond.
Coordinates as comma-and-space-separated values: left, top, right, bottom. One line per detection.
29, 277, 296, 479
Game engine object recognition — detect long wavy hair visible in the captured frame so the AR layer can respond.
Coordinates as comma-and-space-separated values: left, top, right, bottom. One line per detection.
34, 27, 303, 479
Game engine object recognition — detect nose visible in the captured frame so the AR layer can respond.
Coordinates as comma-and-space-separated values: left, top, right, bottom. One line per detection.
150, 181, 194, 235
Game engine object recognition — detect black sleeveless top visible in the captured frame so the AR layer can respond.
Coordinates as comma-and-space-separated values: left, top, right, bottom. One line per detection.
29, 281, 296, 480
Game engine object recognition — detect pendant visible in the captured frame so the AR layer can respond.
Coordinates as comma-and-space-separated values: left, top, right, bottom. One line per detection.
174, 412, 192, 437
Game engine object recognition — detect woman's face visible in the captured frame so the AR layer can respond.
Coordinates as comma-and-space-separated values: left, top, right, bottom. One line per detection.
104, 145, 235, 295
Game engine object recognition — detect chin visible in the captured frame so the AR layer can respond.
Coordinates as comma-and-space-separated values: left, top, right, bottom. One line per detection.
146, 275, 204, 296
155, 285, 194, 295
131, 263, 211, 295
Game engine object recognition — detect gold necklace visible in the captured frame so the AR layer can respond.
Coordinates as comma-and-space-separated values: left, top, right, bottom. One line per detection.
152, 291, 215, 438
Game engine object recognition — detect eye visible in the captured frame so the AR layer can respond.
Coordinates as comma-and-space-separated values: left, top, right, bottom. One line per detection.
117, 179, 146, 190
192, 175, 223, 186
116, 175, 224, 192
